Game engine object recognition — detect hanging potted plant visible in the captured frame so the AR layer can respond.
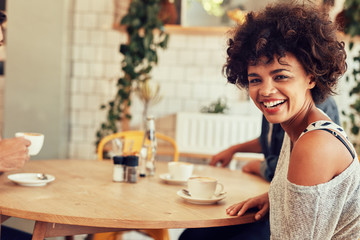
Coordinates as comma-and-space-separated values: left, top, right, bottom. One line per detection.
96, 0, 169, 147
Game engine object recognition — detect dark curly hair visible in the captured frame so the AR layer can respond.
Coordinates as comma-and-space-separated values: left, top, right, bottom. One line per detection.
0, 11, 5, 25
223, 2, 347, 103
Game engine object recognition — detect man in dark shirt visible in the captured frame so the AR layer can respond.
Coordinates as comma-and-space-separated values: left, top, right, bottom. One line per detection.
211, 96, 340, 182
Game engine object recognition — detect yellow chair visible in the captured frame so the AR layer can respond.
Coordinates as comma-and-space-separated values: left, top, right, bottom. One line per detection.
97, 130, 179, 162
93, 130, 179, 240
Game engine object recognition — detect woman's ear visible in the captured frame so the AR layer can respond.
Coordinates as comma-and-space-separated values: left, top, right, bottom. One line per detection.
308, 76, 316, 89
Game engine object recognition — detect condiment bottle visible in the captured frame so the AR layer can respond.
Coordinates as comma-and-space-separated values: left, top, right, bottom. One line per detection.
125, 155, 139, 183
112, 156, 125, 182
139, 116, 157, 177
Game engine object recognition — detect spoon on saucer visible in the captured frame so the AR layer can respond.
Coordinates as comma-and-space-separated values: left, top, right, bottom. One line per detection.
37, 173, 48, 180
182, 189, 226, 198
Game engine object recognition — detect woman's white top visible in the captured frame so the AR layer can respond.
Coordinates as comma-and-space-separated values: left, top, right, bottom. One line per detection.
269, 121, 360, 239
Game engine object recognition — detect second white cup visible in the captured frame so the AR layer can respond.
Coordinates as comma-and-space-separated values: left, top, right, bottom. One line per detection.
168, 161, 194, 181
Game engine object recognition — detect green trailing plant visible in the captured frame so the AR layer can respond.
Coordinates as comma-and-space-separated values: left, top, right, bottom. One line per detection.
340, 0, 360, 150
96, 0, 169, 146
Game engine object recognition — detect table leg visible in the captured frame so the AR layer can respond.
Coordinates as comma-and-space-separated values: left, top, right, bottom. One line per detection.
32, 221, 47, 240
0, 213, 11, 240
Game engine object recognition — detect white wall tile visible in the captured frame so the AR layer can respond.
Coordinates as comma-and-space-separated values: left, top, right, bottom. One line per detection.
89, 30, 106, 46
74, 0, 89, 12
158, 49, 177, 66
89, 63, 104, 78
203, 36, 224, 50
81, 46, 97, 61
72, 45, 81, 61
89, 0, 107, 13
167, 34, 188, 49
169, 66, 185, 81
183, 99, 201, 112
105, 31, 121, 46
165, 98, 183, 113
195, 50, 212, 65
178, 50, 195, 65
187, 35, 205, 49
71, 126, 86, 142
73, 13, 83, 28
192, 83, 210, 100
175, 83, 192, 99
73, 29, 89, 44
83, 13, 98, 29
71, 95, 87, 110
104, 63, 121, 78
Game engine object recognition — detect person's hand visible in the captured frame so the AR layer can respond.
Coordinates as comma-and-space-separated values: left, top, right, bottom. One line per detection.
242, 160, 262, 176
210, 148, 234, 167
226, 192, 269, 221
0, 137, 31, 172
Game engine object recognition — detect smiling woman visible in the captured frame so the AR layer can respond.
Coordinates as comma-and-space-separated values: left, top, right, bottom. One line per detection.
220, 2, 360, 240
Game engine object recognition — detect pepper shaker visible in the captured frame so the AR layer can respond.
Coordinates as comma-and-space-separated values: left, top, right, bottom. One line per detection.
125, 155, 139, 183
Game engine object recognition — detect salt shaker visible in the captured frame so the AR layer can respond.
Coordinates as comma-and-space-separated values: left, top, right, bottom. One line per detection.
113, 156, 125, 182
125, 155, 139, 183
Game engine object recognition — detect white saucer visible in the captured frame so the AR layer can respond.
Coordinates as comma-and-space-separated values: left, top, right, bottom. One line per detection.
8, 173, 55, 187
177, 190, 226, 205
159, 173, 187, 185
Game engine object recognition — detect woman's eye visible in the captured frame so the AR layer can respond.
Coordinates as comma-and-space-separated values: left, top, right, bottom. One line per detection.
249, 78, 261, 84
274, 75, 288, 80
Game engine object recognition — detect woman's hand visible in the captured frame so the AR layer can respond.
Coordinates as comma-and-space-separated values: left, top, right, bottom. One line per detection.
226, 192, 269, 221
0, 137, 31, 172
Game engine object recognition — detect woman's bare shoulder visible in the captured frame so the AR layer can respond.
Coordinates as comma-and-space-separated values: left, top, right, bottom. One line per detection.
288, 130, 353, 186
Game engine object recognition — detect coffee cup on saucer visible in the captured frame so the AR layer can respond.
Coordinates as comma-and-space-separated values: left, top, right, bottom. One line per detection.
15, 132, 44, 156
187, 176, 224, 199
168, 161, 194, 181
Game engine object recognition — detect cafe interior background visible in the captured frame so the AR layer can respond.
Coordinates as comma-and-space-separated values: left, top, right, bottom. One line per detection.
0, 0, 359, 239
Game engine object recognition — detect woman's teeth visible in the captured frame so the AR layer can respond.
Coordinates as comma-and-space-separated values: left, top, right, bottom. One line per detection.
263, 100, 285, 108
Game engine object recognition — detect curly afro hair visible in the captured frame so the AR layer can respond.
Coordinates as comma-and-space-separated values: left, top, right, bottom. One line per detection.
223, 2, 347, 103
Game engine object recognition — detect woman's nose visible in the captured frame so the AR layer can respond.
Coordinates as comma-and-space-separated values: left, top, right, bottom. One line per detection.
259, 80, 276, 96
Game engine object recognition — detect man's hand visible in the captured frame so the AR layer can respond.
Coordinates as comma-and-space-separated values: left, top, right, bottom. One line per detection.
210, 148, 234, 167
242, 160, 262, 177
0, 137, 31, 172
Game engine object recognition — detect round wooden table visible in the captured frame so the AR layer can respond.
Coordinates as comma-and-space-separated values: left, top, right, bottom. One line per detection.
0, 159, 269, 239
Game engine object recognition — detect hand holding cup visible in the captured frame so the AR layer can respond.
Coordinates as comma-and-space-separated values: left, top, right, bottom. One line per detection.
0, 137, 31, 171
15, 132, 44, 156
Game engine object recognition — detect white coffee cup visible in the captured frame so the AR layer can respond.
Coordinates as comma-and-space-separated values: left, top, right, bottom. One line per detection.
187, 176, 224, 199
15, 132, 44, 156
168, 161, 194, 180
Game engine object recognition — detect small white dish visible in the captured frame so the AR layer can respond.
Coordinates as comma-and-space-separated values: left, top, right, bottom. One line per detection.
159, 173, 188, 185
8, 173, 55, 187
177, 190, 226, 205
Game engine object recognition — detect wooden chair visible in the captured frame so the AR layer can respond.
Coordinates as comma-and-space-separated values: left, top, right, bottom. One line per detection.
97, 130, 179, 162
93, 131, 179, 240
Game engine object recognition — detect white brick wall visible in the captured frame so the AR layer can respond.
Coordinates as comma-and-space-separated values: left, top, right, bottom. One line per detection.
68, 0, 253, 159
